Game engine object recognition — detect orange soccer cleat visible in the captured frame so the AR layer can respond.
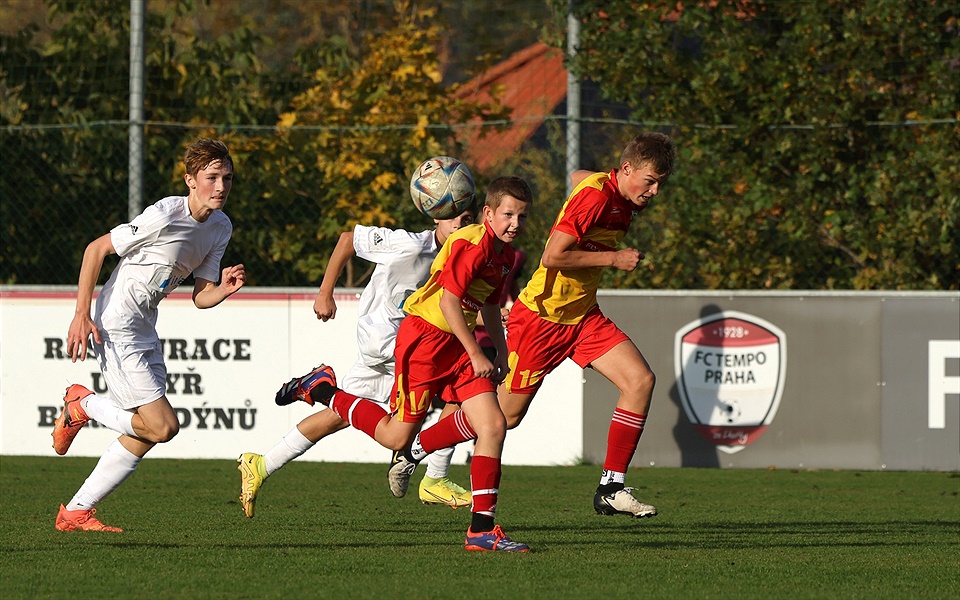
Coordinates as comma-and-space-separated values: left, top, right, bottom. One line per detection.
55, 504, 123, 532
51, 384, 94, 455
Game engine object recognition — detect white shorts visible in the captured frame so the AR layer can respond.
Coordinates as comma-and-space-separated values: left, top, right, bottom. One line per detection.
94, 338, 166, 409
339, 360, 394, 405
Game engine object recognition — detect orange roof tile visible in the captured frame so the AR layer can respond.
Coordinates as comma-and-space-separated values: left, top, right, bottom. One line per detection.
453, 42, 567, 175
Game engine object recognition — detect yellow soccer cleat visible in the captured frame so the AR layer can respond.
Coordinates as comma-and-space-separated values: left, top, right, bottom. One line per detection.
237, 452, 268, 518
419, 476, 472, 509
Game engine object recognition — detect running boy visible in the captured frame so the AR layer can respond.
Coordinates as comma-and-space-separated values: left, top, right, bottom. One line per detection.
52, 138, 246, 532
287, 176, 533, 552
237, 204, 476, 517
500, 132, 677, 518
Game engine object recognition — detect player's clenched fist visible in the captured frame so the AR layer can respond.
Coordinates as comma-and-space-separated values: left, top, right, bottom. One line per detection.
611, 248, 644, 272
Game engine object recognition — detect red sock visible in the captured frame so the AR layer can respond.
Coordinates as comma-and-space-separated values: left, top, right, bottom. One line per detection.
418, 410, 476, 454
469, 454, 501, 517
603, 408, 646, 472
330, 390, 388, 439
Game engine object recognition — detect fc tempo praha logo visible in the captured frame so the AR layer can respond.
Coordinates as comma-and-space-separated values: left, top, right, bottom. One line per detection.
674, 311, 787, 454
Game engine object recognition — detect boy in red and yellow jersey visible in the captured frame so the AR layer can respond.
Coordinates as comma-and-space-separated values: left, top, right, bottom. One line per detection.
502, 132, 677, 518
304, 176, 533, 552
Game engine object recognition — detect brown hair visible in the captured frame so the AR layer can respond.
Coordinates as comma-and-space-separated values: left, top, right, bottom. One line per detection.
620, 132, 677, 177
184, 139, 233, 176
485, 176, 533, 209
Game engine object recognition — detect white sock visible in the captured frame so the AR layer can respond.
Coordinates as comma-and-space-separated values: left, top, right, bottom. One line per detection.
66, 439, 141, 511
263, 427, 315, 475
424, 446, 455, 479
599, 469, 626, 487
409, 434, 427, 462
81, 394, 137, 437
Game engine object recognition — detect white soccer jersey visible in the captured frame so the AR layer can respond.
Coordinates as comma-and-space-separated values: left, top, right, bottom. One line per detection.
352, 225, 437, 368
95, 196, 233, 347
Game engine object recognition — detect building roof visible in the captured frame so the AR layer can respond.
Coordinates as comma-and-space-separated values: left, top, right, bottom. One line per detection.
453, 42, 567, 175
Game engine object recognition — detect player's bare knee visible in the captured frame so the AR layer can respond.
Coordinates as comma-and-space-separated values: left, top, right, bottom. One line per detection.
474, 415, 507, 446
643, 369, 656, 393
378, 429, 413, 451
385, 439, 407, 451
622, 368, 655, 397
154, 420, 180, 443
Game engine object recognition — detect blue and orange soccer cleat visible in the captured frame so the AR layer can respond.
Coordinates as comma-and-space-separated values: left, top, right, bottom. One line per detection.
52, 384, 94, 455
464, 525, 530, 553
274, 364, 337, 407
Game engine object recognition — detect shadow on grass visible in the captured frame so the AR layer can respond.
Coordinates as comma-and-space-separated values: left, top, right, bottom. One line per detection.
513, 519, 960, 550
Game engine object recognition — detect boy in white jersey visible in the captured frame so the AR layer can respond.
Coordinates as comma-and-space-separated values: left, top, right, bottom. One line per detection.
236, 204, 476, 518
52, 138, 246, 532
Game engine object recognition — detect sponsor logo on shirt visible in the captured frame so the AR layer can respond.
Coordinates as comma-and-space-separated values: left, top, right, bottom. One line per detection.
580, 239, 614, 253
461, 294, 482, 311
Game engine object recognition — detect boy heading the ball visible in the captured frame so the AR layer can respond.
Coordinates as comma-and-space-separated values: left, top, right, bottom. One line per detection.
289, 176, 534, 552
238, 201, 477, 517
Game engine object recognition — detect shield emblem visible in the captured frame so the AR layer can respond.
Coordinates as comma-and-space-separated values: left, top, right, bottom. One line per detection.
674, 311, 787, 454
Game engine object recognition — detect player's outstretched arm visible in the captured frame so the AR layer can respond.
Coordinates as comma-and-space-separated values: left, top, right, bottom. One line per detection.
67, 233, 115, 362
193, 264, 246, 309
314, 230, 356, 321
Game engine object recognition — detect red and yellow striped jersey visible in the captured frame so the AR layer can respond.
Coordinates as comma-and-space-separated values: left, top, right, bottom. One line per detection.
518, 170, 636, 324
403, 220, 516, 334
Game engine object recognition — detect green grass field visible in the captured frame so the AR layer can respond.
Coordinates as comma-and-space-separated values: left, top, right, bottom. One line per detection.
1, 456, 957, 599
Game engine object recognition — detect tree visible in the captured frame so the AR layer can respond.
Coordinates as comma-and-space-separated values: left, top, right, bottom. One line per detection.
1, 0, 286, 284
0, 1, 517, 287
229, 7, 510, 286
555, 0, 959, 290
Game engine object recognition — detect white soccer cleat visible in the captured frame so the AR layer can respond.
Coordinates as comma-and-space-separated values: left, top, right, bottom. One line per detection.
593, 487, 658, 518
387, 451, 418, 498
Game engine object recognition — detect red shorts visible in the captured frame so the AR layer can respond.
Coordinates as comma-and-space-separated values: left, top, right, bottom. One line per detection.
390, 315, 495, 423
504, 302, 630, 394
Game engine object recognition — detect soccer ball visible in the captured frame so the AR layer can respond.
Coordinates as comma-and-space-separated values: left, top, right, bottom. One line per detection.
409, 156, 476, 220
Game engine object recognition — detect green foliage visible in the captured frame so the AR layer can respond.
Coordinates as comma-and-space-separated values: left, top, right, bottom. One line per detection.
2, 1, 131, 284
0, 1, 512, 287
1, 0, 282, 285
3, 0, 957, 290
229, 8, 510, 286
2, 457, 958, 598
557, 0, 960, 289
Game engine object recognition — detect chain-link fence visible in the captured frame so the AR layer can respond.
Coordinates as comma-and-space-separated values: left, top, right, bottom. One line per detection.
2, 117, 645, 288
2, 0, 957, 290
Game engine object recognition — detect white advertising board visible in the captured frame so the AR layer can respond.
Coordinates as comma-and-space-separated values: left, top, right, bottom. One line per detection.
0, 288, 583, 466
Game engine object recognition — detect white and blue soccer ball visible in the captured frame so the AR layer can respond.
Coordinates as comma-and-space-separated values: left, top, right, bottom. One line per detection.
409, 156, 476, 220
